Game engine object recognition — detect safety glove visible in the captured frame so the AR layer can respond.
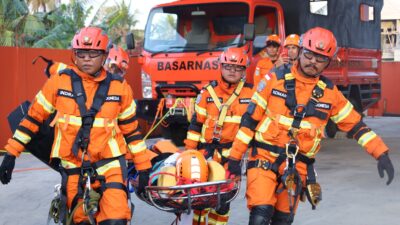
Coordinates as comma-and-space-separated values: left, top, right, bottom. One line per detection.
377, 152, 394, 185
0, 154, 16, 184
137, 170, 150, 195
227, 158, 242, 177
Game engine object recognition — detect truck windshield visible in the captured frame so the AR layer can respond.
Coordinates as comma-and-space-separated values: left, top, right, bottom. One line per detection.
144, 3, 249, 53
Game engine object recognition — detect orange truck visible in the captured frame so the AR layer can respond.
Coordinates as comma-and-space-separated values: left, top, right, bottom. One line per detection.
130, 0, 383, 144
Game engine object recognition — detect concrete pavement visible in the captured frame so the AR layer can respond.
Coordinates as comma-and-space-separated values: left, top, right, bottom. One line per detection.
0, 116, 399, 225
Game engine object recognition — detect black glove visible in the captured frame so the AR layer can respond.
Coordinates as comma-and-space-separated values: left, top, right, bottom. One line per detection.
0, 154, 16, 185
227, 159, 242, 177
377, 153, 394, 185
137, 170, 150, 195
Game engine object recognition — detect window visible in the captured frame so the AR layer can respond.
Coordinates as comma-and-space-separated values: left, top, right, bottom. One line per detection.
253, 6, 278, 55
360, 4, 374, 22
310, 0, 328, 16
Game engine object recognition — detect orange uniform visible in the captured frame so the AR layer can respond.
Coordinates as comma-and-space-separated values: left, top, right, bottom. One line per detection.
230, 65, 388, 213
5, 64, 151, 223
253, 57, 275, 86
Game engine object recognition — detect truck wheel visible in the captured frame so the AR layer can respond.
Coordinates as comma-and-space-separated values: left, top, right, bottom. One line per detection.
325, 120, 338, 138
161, 123, 188, 147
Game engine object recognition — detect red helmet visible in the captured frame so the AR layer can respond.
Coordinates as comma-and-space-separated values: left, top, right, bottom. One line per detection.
266, 34, 281, 45
176, 150, 208, 183
72, 27, 111, 52
106, 45, 130, 71
301, 27, 337, 58
284, 34, 300, 47
219, 47, 249, 67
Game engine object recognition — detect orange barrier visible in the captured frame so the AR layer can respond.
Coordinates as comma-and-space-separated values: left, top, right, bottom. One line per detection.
368, 62, 400, 116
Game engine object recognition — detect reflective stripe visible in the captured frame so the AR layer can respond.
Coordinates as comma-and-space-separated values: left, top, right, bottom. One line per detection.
200, 122, 207, 141
195, 104, 207, 116
119, 101, 137, 120
57, 115, 115, 128
258, 117, 272, 133
129, 140, 147, 154
13, 130, 31, 144
221, 148, 231, 158
251, 92, 267, 109
277, 115, 312, 129
331, 101, 353, 123
208, 218, 228, 225
254, 132, 278, 156
51, 125, 62, 158
224, 115, 241, 124
108, 130, 121, 157
187, 132, 201, 142
358, 131, 377, 147
236, 130, 252, 144
306, 130, 321, 157
96, 160, 120, 175
36, 91, 55, 113
193, 212, 207, 222
57, 63, 67, 73
61, 160, 78, 169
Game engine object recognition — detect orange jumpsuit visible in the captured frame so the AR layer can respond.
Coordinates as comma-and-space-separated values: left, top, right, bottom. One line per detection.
5, 64, 151, 224
253, 57, 275, 87
185, 78, 254, 225
230, 65, 388, 214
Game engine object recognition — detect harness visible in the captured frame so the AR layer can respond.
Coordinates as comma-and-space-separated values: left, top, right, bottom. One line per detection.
202, 80, 244, 162
247, 68, 330, 218
55, 69, 129, 224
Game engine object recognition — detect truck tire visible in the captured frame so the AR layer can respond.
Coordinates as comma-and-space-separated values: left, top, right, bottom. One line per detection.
325, 119, 338, 138
161, 123, 188, 147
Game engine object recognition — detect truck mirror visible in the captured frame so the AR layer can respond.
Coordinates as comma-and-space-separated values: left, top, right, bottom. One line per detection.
244, 24, 255, 41
126, 33, 135, 50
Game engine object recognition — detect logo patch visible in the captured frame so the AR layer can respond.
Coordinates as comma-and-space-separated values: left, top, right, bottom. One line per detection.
315, 102, 331, 110
57, 89, 74, 98
105, 95, 121, 102
239, 98, 251, 104
271, 89, 287, 99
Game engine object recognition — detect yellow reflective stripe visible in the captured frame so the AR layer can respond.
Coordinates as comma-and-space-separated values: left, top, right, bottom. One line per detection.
129, 140, 147, 154
13, 130, 31, 144
193, 213, 207, 222
187, 132, 201, 142
61, 160, 79, 169
57, 116, 115, 128
36, 91, 55, 113
96, 160, 120, 175
251, 92, 267, 109
57, 63, 67, 73
358, 131, 377, 147
331, 101, 353, 123
206, 85, 222, 109
119, 101, 137, 120
278, 115, 312, 129
51, 125, 62, 158
258, 117, 272, 133
317, 80, 327, 90
108, 131, 121, 157
221, 148, 231, 158
285, 73, 295, 80
195, 104, 207, 116
306, 131, 321, 157
254, 132, 278, 157
236, 130, 252, 144
224, 115, 241, 123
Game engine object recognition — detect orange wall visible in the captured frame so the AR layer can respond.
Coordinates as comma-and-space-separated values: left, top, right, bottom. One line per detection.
0, 47, 142, 147
368, 62, 400, 116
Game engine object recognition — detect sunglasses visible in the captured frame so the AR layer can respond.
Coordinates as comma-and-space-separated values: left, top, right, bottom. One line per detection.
302, 49, 330, 63
75, 50, 104, 59
222, 64, 246, 72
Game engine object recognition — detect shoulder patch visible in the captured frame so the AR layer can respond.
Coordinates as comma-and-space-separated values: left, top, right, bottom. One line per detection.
257, 79, 267, 92
264, 73, 271, 80
271, 89, 287, 99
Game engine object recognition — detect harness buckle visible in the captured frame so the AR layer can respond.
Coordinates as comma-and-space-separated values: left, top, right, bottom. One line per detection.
256, 159, 271, 170
212, 125, 223, 141
293, 104, 306, 119
285, 142, 299, 159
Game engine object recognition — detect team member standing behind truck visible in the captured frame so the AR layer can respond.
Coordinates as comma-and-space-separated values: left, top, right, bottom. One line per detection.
184, 47, 254, 225
227, 27, 394, 225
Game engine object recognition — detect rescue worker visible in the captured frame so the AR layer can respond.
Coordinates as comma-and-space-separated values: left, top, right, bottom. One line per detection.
227, 27, 395, 225
105, 45, 130, 77
0, 27, 151, 225
284, 34, 300, 65
254, 34, 288, 86
184, 47, 254, 225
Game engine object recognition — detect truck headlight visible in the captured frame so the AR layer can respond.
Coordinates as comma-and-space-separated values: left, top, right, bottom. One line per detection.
141, 71, 152, 98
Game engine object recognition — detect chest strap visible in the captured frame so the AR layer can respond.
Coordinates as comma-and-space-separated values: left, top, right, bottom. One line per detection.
60, 69, 112, 156
206, 80, 244, 141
